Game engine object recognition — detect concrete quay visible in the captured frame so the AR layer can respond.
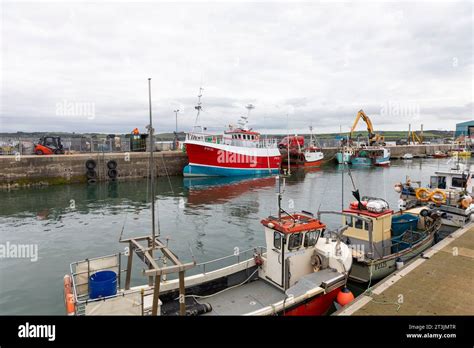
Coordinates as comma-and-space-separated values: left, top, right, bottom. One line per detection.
334, 223, 474, 315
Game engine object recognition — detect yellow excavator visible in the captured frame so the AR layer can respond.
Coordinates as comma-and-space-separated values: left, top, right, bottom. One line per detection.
349, 109, 385, 146
408, 130, 423, 144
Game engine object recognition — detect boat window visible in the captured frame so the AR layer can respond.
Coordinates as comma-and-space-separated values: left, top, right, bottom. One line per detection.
304, 230, 320, 247
354, 218, 363, 229
345, 216, 353, 227
238, 134, 242, 139
274, 232, 282, 250
288, 233, 303, 250
452, 177, 467, 188
363, 221, 369, 231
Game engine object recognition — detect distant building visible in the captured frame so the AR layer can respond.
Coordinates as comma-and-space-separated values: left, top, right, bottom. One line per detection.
455, 120, 474, 139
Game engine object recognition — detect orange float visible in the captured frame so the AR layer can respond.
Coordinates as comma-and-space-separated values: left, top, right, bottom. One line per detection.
63, 274, 75, 315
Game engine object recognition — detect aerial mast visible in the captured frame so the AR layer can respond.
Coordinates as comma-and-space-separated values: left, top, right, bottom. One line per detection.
193, 87, 204, 131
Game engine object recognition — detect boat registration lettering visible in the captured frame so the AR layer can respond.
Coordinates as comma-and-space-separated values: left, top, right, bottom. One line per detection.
375, 261, 387, 270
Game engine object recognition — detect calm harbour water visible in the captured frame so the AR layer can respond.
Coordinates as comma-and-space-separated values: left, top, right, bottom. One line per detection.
0, 157, 471, 315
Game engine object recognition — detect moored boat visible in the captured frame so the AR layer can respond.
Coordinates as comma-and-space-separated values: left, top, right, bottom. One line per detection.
337, 146, 391, 166
395, 163, 474, 231
318, 197, 442, 283
279, 128, 324, 168
433, 150, 448, 158
183, 96, 280, 177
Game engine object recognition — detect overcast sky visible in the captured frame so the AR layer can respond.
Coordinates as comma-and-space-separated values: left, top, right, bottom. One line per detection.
1, 1, 472, 134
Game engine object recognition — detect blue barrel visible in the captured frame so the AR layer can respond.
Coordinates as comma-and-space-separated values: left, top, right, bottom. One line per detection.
391, 213, 419, 238
89, 270, 117, 299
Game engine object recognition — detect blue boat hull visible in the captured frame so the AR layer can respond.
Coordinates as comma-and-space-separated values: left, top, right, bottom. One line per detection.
183, 164, 279, 177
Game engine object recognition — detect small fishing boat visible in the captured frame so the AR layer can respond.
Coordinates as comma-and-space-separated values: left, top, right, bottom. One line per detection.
402, 153, 414, 160
183, 93, 280, 177
395, 163, 474, 230
318, 197, 442, 283
279, 126, 324, 168
433, 150, 448, 158
337, 146, 391, 166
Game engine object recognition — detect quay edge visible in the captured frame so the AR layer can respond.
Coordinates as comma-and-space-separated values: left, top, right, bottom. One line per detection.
0, 151, 188, 189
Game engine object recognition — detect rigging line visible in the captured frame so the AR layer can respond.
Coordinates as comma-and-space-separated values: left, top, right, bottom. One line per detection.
118, 212, 128, 242
160, 155, 174, 194
316, 172, 331, 213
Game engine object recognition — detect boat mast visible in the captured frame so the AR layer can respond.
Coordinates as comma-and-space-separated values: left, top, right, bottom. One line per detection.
287, 113, 291, 175
148, 78, 156, 247
193, 87, 203, 131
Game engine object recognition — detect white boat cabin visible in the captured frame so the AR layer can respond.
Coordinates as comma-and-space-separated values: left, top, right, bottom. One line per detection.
429, 164, 473, 194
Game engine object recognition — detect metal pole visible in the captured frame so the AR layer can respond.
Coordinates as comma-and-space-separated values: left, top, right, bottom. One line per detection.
174, 109, 179, 150
341, 161, 344, 211
148, 78, 156, 249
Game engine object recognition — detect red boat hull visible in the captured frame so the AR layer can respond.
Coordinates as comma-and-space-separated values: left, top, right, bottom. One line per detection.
283, 287, 341, 316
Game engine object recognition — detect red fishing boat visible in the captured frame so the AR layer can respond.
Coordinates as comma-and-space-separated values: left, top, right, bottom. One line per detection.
183, 93, 281, 177
279, 126, 324, 168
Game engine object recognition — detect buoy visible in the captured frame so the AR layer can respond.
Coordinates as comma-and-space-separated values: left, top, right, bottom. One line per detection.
394, 183, 403, 193
415, 188, 431, 202
460, 196, 473, 209
336, 287, 354, 306
396, 257, 404, 270
64, 274, 75, 315
430, 189, 447, 205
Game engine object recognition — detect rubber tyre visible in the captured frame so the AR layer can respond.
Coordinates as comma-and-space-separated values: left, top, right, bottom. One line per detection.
86, 169, 97, 180
85, 159, 97, 170
108, 168, 118, 179
107, 160, 118, 170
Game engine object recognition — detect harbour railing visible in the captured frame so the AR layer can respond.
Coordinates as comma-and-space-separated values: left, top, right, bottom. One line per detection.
186, 132, 279, 149
0, 135, 182, 155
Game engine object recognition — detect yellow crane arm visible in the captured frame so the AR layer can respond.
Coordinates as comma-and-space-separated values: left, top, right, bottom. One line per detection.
350, 109, 375, 138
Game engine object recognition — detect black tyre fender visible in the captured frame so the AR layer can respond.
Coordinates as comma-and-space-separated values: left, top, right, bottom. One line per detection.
85, 159, 97, 170
107, 160, 118, 170
108, 168, 118, 179
86, 169, 97, 180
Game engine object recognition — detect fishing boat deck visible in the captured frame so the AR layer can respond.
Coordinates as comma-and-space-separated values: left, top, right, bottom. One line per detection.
334, 223, 474, 315
198, 279, 286, 315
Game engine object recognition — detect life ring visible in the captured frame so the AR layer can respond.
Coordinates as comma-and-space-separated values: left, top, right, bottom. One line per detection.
107, 160, 118, 170
310, 252, 322, 272
415, 188, 431, 202
63, 275, 75, 315
430, 189, 447, 204
85, 159, 96, 170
